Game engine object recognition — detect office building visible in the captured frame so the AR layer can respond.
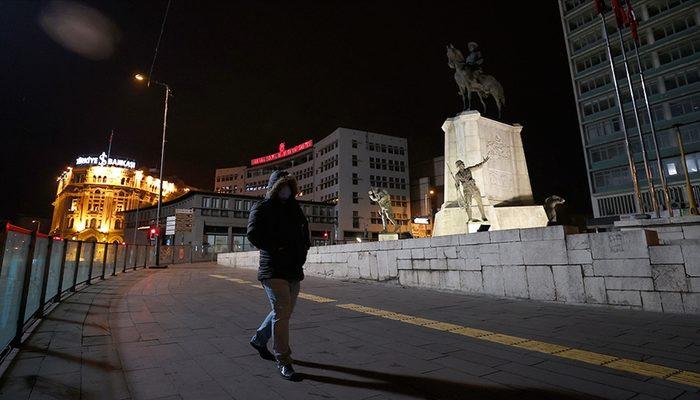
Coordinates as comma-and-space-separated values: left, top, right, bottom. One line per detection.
558, 0, 700, 217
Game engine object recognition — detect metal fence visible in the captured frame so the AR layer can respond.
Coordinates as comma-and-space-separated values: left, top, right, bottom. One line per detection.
0, 223, 218, 364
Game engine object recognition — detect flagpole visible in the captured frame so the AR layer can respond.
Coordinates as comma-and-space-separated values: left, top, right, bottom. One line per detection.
615, 28, 658, 216
107, 129, 114, 160
625, 14, 673, 218
599, 13, 643, 214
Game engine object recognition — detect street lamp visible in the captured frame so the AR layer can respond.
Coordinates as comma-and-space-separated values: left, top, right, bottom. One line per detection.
134, 73, 172, 268
31, 219, 41, 234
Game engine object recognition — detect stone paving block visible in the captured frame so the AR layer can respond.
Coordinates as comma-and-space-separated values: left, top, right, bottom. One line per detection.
604, 277, 654, 291
590, 230, 657, 260
641, 291, 663, 312
412, 259, 429, 270
378, 239, 402, 250
490, 228, 520, 243
568, 249, 592, 264
441, 246, 458, 259
497, 241, 523, 266
681, 243, 700, 276
606, 290, 642, 307
522, 240, 568, 265
582, 264, 594, 276
445, 270, 461, 290
526, 265, 555, 300
683, 225, 700, 239
660, 292, 685, 313
682, 293, 700, 314
429, 258, 448, 270
458, 231, 490, 245
459, 270, 483, 293
482, 266, 505, 296
566, 233, 590, 250
430, 234, 460, 247
416, 270, 432, 288
424, 246, 439, 259
398, 270, 417, 286
397, 259, 412, 270
502, 265, 529, 298
649, 245, 683, 264
430, 270, 447, 289
457, 245, 480, 260
652, 264, 688, 292
552, 265, 585, 303
689, 278, 700, 292
411, 248, 425, 259
583, 277, 607, 304
592, 259, 652, 277
396, 249, 412, 259
401, 237, 431, 249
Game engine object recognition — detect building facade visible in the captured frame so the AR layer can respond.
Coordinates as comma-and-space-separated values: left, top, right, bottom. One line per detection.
50, 152, 182, 243
558, 0, 700, 217
122, 190, 336, 250
214, 166, 246, 194
214, 128, 411, 240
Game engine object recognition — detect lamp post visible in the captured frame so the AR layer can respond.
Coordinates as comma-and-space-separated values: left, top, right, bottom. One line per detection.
135, 73, 171, 268
31, 219, 41, 234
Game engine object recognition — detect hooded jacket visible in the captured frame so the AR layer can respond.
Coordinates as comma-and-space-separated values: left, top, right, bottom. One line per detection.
246, 170, 311, 281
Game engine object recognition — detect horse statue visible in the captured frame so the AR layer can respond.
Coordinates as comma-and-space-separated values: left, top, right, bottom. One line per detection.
446, 43, 505, 118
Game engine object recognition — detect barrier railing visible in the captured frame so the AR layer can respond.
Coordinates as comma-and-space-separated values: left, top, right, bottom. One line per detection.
0, 223, 218, 365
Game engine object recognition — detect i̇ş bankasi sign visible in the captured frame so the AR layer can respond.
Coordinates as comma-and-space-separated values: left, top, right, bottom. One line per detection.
250, 140, 313, 166
75, 152, 136, 169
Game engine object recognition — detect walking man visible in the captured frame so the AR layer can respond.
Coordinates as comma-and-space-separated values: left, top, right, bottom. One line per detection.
247, 170, 311, 380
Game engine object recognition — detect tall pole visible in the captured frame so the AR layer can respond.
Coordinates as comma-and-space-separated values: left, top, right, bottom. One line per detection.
132, 198, 140, 245
633, 44, 672, 216
616, 29, 658, 216
107, 129, 114, 160
154, 84, 171, 267
675, 125, 699, 215
600, 14, 643, 214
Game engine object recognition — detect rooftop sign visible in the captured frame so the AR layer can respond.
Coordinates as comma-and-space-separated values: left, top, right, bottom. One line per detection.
75, 152, 136, 169
250, 140, 313, 166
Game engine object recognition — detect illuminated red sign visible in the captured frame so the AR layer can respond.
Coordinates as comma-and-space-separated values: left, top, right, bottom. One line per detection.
250, 140, 313, 166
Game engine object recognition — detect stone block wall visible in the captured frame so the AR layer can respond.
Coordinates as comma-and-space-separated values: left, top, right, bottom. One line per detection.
217, 225, 700, 314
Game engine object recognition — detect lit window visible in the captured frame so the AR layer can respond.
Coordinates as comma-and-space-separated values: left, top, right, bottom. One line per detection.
666, 162, 678, 176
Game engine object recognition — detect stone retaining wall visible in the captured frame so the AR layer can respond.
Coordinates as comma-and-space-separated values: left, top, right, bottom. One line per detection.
217, 225, 700, 314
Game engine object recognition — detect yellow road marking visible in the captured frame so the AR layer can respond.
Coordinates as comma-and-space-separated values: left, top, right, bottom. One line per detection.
297, 293, 336, 303
209, 274, 229, 279
334, 302, 700, 389
667, 371, 700, 387
605, 359, 679, 379
250, 284, 263, 289
227, 278, 253, 284
514, 340, 569, 354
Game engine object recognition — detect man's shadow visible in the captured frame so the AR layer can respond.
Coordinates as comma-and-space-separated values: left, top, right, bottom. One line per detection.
294, 360, 590, 400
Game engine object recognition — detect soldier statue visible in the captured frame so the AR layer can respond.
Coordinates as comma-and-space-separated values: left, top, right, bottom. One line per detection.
451, 158, 489, 223
465, 41, 483, 79
368, 187, 398, 233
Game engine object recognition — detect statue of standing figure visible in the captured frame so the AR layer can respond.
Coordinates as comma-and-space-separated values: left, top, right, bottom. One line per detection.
368, 187, 398, 233
450, 158, 490, 223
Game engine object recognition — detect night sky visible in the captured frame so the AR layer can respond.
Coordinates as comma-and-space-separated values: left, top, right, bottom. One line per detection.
0, 1, 591, 221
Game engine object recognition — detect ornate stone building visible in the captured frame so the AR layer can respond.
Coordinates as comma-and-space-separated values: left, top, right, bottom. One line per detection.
50, 152, 184, 243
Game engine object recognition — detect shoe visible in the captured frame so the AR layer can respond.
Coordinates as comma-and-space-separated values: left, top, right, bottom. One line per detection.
482, 217, 488, 222
277, 363, 296, 380
250, 341, 275, 361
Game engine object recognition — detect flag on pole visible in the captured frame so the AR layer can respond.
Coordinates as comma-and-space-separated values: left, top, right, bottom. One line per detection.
593, 0, 606, 15
624, 0, 640, 45
611, 0, 629, 27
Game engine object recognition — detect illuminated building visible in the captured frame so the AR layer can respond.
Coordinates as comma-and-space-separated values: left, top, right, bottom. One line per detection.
215, 128, 411, 241
50, 152, 184, 243
559, 1, 700, 217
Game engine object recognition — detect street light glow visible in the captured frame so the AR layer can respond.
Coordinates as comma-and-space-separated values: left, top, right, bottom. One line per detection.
134, 73, 145, 81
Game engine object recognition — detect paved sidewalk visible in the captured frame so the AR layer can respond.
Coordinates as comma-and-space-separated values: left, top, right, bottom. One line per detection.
1, 262, 699, 400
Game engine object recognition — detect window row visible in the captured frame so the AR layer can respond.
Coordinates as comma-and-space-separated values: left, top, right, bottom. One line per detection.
369, 157, 407, 172
369, 175, 407, 190
317, 140, 338, 157
367, 142, 406, 155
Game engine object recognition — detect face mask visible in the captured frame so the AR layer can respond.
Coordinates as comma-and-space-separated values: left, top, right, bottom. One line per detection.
278, 185, 292, 200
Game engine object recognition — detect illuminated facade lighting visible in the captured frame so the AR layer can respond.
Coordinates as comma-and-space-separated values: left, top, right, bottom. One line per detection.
50, 153, 185, 243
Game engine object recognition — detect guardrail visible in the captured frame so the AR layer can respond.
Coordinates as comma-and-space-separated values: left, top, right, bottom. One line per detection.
0, 223, 217, 365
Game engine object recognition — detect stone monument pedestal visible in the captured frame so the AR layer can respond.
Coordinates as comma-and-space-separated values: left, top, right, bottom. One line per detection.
433, 111, 547, 236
